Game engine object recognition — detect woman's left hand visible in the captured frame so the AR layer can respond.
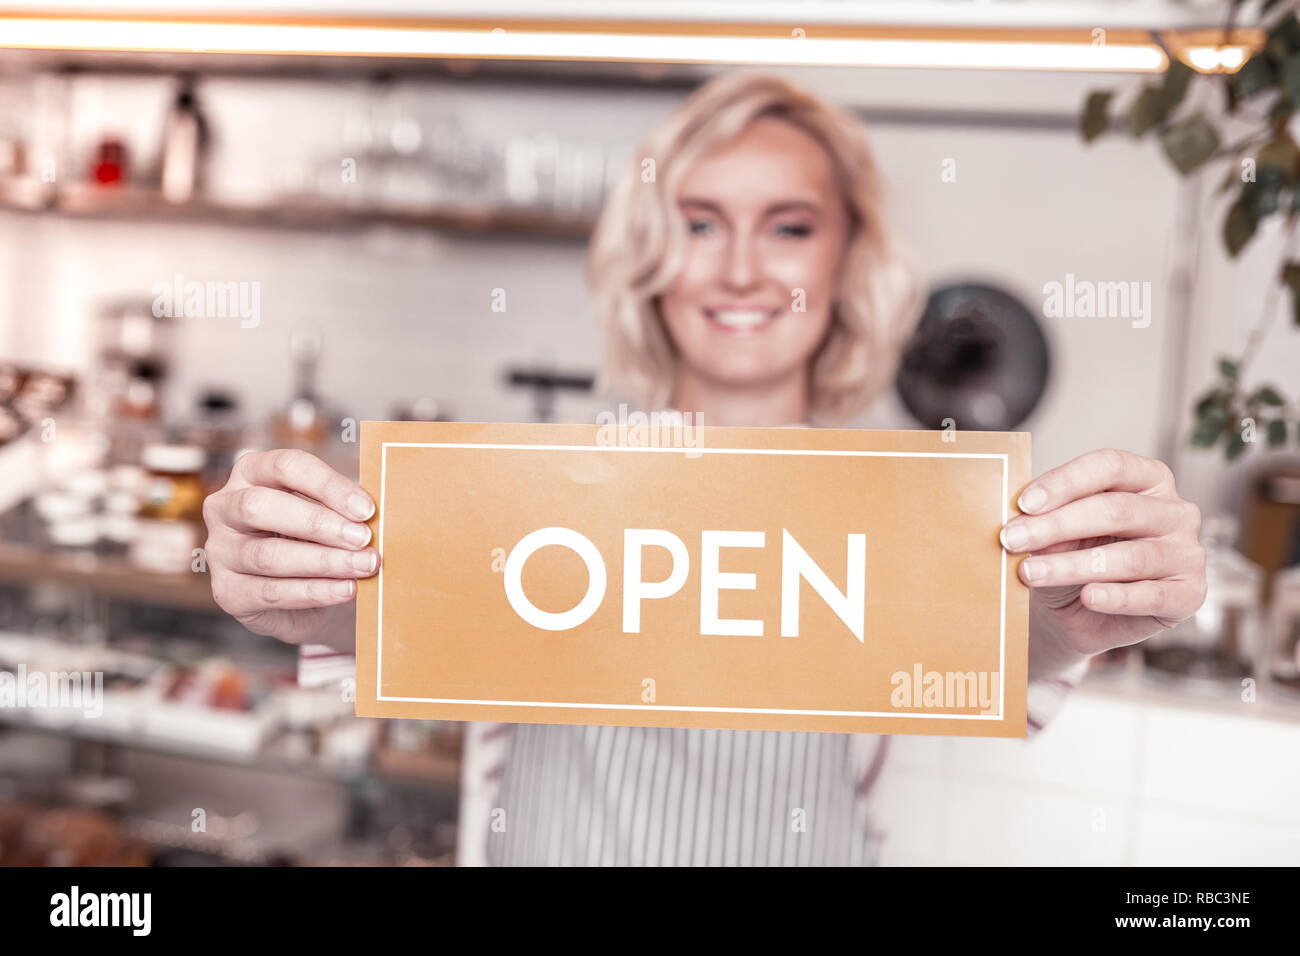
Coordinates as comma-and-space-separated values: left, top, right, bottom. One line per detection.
1001, 448, 1208, 660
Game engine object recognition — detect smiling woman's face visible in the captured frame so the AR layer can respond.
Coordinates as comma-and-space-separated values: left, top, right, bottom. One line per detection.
659, 115, 851, 395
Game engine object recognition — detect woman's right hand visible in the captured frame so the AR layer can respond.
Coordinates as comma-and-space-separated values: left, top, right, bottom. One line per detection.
201, 448, 380, 646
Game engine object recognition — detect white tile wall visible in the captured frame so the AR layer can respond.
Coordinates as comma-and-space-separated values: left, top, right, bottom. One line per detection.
1133, 806, 1300, 866
872, 688, 1300, 865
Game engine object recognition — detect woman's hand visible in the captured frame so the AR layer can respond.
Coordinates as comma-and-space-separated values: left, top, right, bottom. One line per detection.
1000, 448, 1208, 666
202, 449, 380, 647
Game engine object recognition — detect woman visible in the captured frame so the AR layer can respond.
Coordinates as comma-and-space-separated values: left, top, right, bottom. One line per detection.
201, 73, 1207, 865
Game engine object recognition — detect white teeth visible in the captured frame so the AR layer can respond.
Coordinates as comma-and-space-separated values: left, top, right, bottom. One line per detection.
711, 309, 771, 329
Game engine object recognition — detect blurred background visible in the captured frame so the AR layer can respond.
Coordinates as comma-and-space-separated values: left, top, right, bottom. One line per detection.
0, 0, 1297, 866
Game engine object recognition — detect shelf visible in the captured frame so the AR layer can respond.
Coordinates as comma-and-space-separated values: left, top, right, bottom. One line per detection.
1, 47, 709, 86
0, 539, 221, 613
373, 746, 463, 788
0, 176, 50, 210
0, 712, 460, 790
0, 180, 595, 240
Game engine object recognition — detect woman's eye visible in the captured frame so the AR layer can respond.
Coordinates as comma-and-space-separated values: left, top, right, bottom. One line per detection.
774, 222, 813, 238
688, 219, 715, 236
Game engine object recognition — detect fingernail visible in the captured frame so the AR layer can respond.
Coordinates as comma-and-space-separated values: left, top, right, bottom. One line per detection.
1090, 586, 1109, 606
343, 523, 372, 547
332, 579, 355, 599
353, 550, 378, 574
348, 494, 375, 521
1001, 523, 1029, 551
1022, 558, 1046, 582
1018, 487, 1047, 513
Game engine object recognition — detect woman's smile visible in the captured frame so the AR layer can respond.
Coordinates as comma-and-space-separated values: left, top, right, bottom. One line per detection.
702, 305, 783, 333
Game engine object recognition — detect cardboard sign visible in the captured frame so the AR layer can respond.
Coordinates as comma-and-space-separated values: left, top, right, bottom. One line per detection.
355, 421, 1031, 737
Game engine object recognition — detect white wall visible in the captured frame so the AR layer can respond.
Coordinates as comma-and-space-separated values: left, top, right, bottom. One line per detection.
872, 685, 1300, 865
6, 64, 1289, 505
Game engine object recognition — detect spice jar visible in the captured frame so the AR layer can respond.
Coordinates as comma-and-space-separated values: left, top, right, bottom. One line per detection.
129, 443, 205, 573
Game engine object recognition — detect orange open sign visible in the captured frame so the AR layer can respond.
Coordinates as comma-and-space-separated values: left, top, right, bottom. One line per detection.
355, 421, 1031, 737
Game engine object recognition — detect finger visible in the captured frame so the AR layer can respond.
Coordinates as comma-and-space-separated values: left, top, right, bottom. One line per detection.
1001, 492, 1190, 553
235, 449, 374, 522
218, 575, 358, 615
225, 486, 373, 549
1017, 448, 1174, 515
1018, 539, 1196, 588
1079, 578, 1204, 619
228, 536, 380, 579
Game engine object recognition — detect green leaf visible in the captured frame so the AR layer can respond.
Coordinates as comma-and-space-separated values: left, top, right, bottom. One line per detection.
1284, 53, 1300, 103
1190, 397, 1232, 448
1125, 62, 1197, 138
1160, 113, 1222, 174
1267, 13, 1300, 64
1249, 385, 1287, 405
1160, 60, 1194, 111
1268, 418, 1289, 446
1225, 430, 1249, 460
1191, 418, 1225, 448
1196, 387, 1232, 415
1125, 86, 1167, 137
1081, 90, 1113, 142
1256, 131, 1300, 174
1229, 55, 1275, 100
1219, 357, 1240, 381
1248, 168, 1286, 218
1224, 197, 1258, 256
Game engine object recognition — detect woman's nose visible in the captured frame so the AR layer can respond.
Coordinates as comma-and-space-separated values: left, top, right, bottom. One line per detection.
722, 235, 761, 291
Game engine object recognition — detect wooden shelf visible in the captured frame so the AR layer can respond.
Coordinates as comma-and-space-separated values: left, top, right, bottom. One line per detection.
0, 180, 594, 240
0, 176, 51, 210
373, 747, 463, 788
0, 713, 460, 791
0, 539, 220, 613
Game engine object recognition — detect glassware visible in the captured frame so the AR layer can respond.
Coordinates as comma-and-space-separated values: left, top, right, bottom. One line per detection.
159, 77, 209, 204
129, 443, 206, 574
1268, 564, 1300, 696
1143, 515, 1263, 689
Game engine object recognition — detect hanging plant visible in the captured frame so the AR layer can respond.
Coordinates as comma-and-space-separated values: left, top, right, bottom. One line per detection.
1080, 0, 1298, 460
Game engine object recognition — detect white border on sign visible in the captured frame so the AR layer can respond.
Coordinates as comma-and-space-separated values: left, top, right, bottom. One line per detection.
376, 442, 1010, 721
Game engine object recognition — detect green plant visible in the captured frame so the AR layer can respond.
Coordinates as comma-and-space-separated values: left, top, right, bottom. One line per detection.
1081, 0, 1298, 460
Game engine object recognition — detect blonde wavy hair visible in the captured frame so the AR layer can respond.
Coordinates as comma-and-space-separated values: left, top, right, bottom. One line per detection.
587, 72, 924, 423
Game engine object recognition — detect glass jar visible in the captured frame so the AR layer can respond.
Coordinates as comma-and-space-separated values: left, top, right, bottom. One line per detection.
1143, 516, 1263, 689
128, 443, 205, 573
